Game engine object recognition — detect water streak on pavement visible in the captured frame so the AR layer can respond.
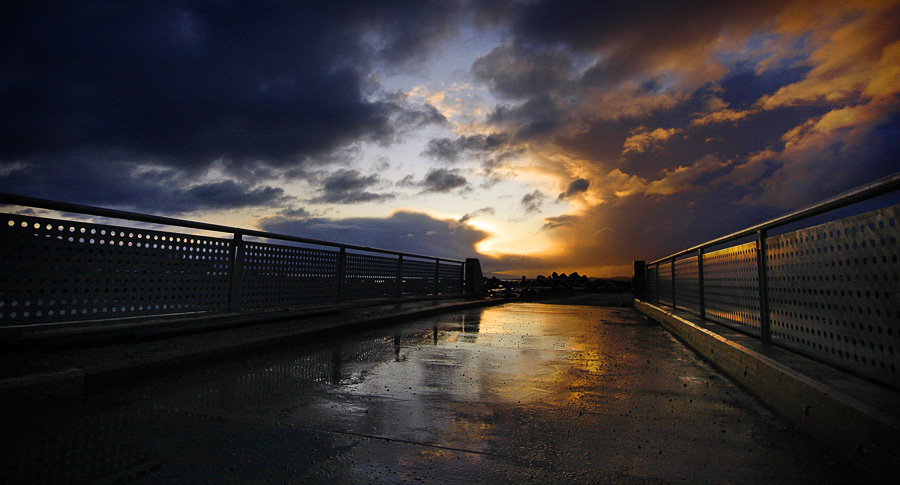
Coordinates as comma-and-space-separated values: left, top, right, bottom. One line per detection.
1, 301, 868, 483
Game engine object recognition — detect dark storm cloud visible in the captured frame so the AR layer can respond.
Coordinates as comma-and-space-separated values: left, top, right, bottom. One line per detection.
0, 0, 458, 209
279, 206, 311, 218
422, 169, 470, 193
468, 0, 827, 151
0, 155, 290, 214
554, 119, 632, 160
521, 190, 546, 215
488, 95, 563, 140
508, 0, 790, 82
421, 133, 511, 163
557, 178, 590, 200
178, 180, 290, 211
537, 189, 784, 271
541, 215, 577, 231
396, 168, 469, 193
257, 210, 488, 260
472, 43, 575, 100
310, 169, 394, 204
456, 207, 495, 228
466, 0, 792, 128
390, 102, 449, 136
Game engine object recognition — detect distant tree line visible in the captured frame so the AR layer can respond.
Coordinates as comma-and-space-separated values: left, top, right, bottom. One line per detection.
483, 272, 631, 293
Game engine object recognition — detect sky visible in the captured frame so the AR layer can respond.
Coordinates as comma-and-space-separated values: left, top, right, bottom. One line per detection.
2, 0, 899, 278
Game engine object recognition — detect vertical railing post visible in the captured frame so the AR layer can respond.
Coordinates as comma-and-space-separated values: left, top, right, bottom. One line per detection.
655, 262, 660, 304
464, 258, 485, 296
632, 260, 646, 300
671, 257, 677, 309
227, 232, 244, 312
697, 248, 705, 319
396, 255, 404, 298
337, 246, 347, 303
757, 229, 771, 344
433, 259, 440, 296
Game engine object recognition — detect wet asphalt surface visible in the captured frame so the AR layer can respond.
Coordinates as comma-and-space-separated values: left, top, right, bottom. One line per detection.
0, 299, 869, 484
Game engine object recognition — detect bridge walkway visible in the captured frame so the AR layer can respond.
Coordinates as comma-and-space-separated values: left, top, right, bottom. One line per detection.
0, 294, 878, 483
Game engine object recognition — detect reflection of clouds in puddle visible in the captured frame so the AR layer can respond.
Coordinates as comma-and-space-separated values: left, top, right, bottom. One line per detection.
142, 304, 626, 419
337, 304, 618, 408
135, 303, 628, 456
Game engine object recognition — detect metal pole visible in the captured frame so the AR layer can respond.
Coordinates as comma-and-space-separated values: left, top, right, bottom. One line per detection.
757, 229, 771, 344
433, 259, 440, 296
655, 262, 660, 304
697, 248, 705, 319
671, 257, 677, 309
337, 247, 347, 303
396, 255, 404, 298
464, 258, 485, 296
632, 260, 646, 300
227, 232, 244, 312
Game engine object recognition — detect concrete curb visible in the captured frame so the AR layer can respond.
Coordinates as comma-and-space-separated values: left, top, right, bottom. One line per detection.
1, 297, 511, 404
2, 294, 470, 349
635, 299, 900, 483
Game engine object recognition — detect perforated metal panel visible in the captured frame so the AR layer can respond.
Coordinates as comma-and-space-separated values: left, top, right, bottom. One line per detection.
674, 256, 700, 313
401, 258, 436, 296
345, 252, 399, 300
767, 204, 900, 386
657, 260, 673, 305
438, 261, 464, 294
0, 214, 232, 326
0, 205, 466, 331
703, 242, 760, 335
239, 241, 340, 309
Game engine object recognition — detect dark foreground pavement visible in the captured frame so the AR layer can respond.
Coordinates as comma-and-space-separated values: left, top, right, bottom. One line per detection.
0, 296, 871, 484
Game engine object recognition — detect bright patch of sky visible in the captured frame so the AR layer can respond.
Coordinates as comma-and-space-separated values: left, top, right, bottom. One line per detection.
340, 25, 563, 257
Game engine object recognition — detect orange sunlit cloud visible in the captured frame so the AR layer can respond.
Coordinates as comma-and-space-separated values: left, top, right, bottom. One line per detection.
464, 0, 900, 276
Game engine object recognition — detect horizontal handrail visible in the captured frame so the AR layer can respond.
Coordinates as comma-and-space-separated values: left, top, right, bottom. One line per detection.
0, 192, 463, 264
648, 170, 900, 265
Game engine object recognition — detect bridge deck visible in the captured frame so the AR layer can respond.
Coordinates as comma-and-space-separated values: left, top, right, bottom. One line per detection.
0, 295, 873, 483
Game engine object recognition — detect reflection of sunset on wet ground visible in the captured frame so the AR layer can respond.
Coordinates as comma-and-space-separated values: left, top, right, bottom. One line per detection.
3, 1, 899, 278
0, 301, 866, 483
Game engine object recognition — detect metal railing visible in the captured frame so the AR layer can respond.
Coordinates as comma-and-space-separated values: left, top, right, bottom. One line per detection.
637, 171, 900, 388
0, 193, 469, 333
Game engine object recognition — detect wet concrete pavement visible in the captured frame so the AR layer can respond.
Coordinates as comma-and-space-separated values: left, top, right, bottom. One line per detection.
1, 300, 869, 483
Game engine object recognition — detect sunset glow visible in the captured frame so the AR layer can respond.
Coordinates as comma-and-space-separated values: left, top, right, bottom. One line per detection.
1, 1, 898, 277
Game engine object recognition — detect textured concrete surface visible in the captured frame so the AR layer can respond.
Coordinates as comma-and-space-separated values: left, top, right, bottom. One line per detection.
635, 299, 900, 483
0, 297, 871, 483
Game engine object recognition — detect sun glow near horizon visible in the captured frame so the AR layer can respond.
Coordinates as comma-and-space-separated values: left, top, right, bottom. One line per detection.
467, 218, 557, 259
